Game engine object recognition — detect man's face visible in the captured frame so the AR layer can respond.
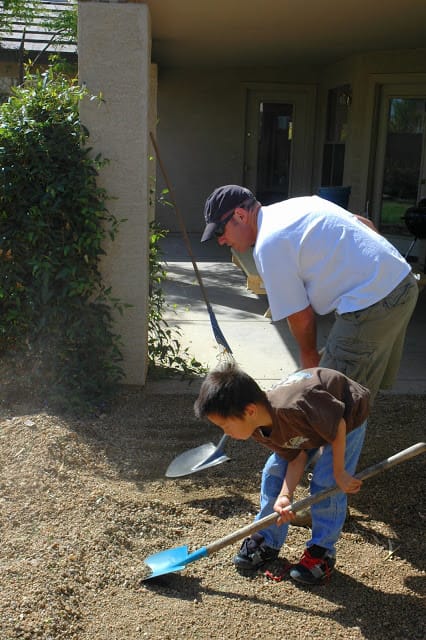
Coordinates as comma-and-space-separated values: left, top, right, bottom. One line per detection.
215, 208, 256, 253
206, 408, 256, 440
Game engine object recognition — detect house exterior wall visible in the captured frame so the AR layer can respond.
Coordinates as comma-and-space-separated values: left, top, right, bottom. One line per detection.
155, 66, 319, 233
319, 48, 426, 215
3, 9, 425, 383
319, 48, 426, 260
156, 49, 426, 244
78, 0, 153, 385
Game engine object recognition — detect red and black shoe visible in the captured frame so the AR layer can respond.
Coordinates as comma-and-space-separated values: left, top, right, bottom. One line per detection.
290, 545, 336, 585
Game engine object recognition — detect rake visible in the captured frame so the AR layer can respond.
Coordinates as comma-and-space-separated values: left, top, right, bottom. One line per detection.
150, 133, 234, 476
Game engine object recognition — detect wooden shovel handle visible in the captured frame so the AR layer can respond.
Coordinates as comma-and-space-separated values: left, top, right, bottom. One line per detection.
206, 442, 426, 556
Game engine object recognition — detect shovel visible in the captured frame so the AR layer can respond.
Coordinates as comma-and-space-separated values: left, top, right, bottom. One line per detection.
144, 441, 425, 580
164, 361, 325, 478
165, 434, 319, 478
166, 434, 230, 477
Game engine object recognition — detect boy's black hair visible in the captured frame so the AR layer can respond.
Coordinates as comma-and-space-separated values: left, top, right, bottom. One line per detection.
194, 361, 268, 419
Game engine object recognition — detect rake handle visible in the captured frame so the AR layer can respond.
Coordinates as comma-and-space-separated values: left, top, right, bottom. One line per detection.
206, 441, 426, 556
149, 133, 209, 308
150, 132, 233, 354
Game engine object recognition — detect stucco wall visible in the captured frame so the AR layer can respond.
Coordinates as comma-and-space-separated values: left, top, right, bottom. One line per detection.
78, 1, 152, 385
156, 50, 426, 235
155, 66, 320, 233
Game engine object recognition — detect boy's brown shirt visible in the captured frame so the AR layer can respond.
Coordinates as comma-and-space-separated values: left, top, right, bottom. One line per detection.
251, 368, 370, 461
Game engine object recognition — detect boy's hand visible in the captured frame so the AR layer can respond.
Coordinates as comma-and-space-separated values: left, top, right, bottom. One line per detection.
273, 495, 296, 525
334, 470, 362, 494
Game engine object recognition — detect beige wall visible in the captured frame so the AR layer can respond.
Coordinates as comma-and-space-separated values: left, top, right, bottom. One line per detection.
78, 0, 153, 385
155, 66, 320, 232
156, 49, 426, 235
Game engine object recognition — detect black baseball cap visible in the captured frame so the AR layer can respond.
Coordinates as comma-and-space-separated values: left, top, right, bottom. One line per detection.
201, 184, 255, 242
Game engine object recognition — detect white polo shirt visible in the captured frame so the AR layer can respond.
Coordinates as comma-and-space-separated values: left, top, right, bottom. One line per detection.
254, 196, 410, 321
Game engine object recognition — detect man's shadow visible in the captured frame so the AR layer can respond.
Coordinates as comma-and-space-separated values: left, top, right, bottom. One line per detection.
309, 570, 425, 639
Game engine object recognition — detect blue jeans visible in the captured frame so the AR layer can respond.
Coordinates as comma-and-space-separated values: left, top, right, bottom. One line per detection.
254, 421, 367, 556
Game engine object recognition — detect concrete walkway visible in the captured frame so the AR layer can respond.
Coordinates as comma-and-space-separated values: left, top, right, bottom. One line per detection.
147, 233, 426, 396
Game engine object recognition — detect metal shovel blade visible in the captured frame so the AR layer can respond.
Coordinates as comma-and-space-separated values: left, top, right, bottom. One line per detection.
165, 434, 230, 478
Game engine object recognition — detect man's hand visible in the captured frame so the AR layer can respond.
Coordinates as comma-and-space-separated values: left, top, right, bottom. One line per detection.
273, 495, 296, 525
334, 469, 362, 494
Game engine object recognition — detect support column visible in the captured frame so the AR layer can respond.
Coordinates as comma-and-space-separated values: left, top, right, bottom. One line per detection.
78, 0, 152, 385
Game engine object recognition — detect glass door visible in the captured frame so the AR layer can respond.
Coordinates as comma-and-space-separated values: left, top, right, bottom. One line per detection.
372, 85, 426, 233
256, 102, 293, 204
321, 85, 351, 187
244, 85, 316, 201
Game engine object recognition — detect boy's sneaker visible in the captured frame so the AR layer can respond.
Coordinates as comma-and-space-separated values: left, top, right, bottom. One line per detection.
289, 545, 336, 585
233, 532, 279, 571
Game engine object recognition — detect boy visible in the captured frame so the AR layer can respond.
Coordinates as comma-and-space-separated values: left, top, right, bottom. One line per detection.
194, 362, 370, 585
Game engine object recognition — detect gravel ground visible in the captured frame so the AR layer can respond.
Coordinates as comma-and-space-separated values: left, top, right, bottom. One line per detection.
0, 385, 425, 640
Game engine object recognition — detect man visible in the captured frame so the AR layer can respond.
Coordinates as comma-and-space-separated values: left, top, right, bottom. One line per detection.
201, 185, 418, 401
200, 184, 418, 572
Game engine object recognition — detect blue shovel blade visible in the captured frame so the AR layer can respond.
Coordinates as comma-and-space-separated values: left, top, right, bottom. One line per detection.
143, 545, 208, 580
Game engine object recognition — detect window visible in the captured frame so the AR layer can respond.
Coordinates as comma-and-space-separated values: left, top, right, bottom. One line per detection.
256, 102, 293, 204
380, 97, 426, 232
321, 85, 351, 187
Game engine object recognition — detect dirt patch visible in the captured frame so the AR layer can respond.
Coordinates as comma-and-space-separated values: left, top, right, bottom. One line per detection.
0, 387, 425, 640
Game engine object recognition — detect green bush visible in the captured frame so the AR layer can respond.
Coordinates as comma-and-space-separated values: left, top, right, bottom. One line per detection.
0, 64, 124, 410
148, 221, 205, 377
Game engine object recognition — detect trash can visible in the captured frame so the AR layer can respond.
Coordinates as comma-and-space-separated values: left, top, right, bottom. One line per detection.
318, 186, 351, 209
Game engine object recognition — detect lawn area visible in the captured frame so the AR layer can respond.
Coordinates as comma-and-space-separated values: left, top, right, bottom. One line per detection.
381, 199, 414, 226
